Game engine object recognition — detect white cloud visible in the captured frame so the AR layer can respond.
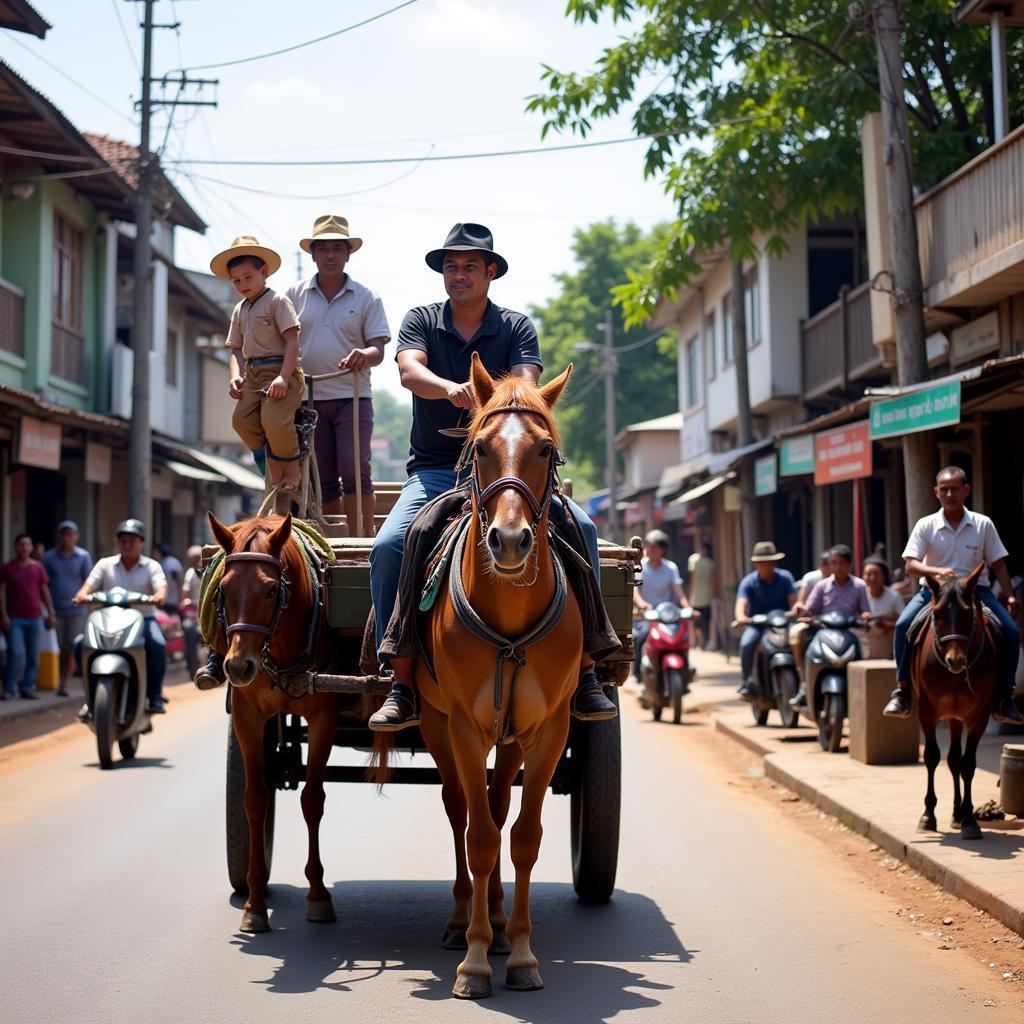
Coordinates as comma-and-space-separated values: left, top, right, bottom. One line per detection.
244, 76, 332, 105
409, 0, 533, 48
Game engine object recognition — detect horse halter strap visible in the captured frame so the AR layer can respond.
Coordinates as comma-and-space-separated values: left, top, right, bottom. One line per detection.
220, 552, 289, 638
931, 589, 985, 671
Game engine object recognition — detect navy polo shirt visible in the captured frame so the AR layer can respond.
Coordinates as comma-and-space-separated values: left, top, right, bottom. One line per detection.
396, 299, 543, 472
737, 568, 797, 616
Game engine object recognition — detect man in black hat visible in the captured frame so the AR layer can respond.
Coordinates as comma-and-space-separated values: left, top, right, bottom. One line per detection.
368, 223, 617, 730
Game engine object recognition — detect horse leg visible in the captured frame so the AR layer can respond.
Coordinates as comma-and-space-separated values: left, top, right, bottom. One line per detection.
505, 714, 570, 992
918, 707, 940, 833
448, 713, 500, 1000
419, 703, 472, 950
958, 716, 987, 841
232, 698, 272, 933
485, 740, 523, 957
946, 719, 964, 829
302, 704, 337, 923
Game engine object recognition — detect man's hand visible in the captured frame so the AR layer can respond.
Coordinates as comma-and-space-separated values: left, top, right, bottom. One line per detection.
1002, 592, 1020, 616
446, 380, 475, 409
265, 375, 287, 400
340, 348, 375, 372
228, 375, 244, 400
44, 614, 56, 630
635, 598, 652, 612
930, 566, 957, 581
72, 589, 90, 605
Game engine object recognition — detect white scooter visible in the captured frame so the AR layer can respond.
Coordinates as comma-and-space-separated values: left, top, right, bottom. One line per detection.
79, 588, 155, 769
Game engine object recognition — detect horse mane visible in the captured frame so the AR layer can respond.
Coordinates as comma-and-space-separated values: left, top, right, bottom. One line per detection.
932, 575, 975, 608
468, 374, 561, 449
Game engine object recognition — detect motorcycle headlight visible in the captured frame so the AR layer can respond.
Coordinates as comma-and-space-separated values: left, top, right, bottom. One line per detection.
822, 641, 855, 666
657, 603, 681, 623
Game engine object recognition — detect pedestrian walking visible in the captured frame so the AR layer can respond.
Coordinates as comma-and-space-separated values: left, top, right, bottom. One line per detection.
687, 540, 715, 648
42, 520, 92, 696
153, 543, 183, 613
285, 215, 391, 536
0, 534, 57, 699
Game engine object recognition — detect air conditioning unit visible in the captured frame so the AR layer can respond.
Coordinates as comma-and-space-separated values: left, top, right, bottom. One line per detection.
110, 343, 133, 418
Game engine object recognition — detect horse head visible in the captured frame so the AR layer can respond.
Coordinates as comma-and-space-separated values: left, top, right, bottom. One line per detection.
209, 511, 294, 687
925, 562, 984, 674
467, 352, 571, 578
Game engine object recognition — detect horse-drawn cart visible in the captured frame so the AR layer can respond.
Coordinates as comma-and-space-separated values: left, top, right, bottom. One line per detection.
213, 485, 639, 905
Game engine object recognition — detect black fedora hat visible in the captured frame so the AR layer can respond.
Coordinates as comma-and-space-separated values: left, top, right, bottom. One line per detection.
425, 223, 508, 278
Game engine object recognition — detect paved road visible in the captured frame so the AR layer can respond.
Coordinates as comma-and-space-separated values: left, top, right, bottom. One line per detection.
1, 684, 1017, 1023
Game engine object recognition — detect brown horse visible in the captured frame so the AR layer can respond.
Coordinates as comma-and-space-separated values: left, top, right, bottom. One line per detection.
911, 563, 998, 840
208, 511, 338, 932
399, 353, 582, 999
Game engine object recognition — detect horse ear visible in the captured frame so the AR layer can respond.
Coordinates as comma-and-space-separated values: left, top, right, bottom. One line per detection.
469, 352, 494, 407
537, 363, 573, 409
964, 562, 985, 593
924, 574, 943, 599
267, 513, 293, 555
208, 511, 234, 552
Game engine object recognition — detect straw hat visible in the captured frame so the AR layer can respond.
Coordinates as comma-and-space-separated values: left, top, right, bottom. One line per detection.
750, 540, 786, 562
209, 235, 282, 280
300, 214, 362, 254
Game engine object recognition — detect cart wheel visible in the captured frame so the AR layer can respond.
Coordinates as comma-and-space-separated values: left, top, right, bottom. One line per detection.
571, 687, 620, 904
226, 716, 276, 895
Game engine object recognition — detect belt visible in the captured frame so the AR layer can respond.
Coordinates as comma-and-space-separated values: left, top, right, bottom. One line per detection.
247, 356, 284, 367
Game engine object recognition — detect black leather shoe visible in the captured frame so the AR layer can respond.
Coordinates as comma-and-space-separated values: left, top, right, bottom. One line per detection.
195, 651, 226, 691
788, 685, 808, 709
369, 685, 421, 732
737, 681, 758, 702
146, 698, 167, 715
882, 687, 913, 718
993, 695, 1024, 726
571, 672, 617, 721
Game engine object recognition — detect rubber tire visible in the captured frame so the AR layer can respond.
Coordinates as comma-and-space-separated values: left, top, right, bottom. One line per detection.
652, 705, 663, 722
826, 692, 846, 754
571, 687, 621, 904
118, 732, 139, 760
752, 704, 770, 726
669, 670, 684, 725
226, 717, 276, 896
775, 668, 800, 729
94, 677, 116, 770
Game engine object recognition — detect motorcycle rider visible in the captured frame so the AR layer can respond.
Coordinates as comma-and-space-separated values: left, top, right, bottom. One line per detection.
632, 529, 689, 683
883, 466, 1024, 724
73, 519, 168, 716
734, 541, 797, 700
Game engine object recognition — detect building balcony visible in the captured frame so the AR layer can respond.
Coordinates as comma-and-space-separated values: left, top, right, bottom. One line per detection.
800, 281, 881, 401
916, 122, 1024, 309
0, 277, 25, 358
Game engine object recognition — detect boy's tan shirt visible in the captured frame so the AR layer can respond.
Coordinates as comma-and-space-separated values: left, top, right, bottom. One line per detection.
225, 288, 301, 361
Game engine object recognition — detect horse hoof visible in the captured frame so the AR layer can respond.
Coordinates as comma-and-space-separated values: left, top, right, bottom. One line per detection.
441, 927, 468, 950
917, 815, 937, 832
453, 972, 492, 1000
489, 930, 512, 956
306, 899, 336, 923
506, 966, 544, 991
961, 822, 983, 841
240, 910, 270, 933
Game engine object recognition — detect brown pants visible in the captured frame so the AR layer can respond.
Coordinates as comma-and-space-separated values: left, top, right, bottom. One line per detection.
232, 363, 304, 459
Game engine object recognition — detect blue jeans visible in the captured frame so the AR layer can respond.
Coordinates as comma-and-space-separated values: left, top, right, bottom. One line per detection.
75, 616, 166, 701
894, 585, 1019, 690
740, 625, 765, 683
369, 468, 601, 658
4, 617, 43, 696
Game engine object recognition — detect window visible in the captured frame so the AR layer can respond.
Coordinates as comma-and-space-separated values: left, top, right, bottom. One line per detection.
705, 312, 716, 379
685, 335, 700, 409
51, 212, 85, 384
722, 293, 734, 365
744, 267, 761, 348
166, 329, 178, 386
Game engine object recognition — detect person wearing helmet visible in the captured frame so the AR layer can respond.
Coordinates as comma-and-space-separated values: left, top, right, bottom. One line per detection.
631, 530, 689, 681
73, 519, 169, 714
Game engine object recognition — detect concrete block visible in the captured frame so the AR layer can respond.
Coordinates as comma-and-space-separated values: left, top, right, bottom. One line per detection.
848, 659, 920, 765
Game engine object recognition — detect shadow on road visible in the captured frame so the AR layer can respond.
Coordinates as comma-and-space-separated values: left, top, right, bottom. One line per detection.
230, 879, 691, 1016
81, 756, 174, 770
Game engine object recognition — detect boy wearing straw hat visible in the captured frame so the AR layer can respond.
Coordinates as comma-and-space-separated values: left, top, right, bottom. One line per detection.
212, 236, 305, 493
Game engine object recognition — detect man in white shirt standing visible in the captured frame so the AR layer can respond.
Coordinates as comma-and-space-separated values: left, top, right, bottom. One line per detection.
286, 215, 391, 536
883, 466, 1024, 724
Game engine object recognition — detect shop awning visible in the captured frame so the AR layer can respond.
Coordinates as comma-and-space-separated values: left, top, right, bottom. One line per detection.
164, 459, 225, 484
185, 448, 265, 492
656, 453, 712, 499
663, 472, 735, 521
708, 437, 774, 476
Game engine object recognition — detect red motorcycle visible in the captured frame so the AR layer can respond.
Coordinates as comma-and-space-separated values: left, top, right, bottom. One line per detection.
639, 602, 698, 724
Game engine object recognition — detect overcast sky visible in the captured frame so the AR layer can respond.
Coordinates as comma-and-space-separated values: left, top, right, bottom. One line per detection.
3, 0, 676, 398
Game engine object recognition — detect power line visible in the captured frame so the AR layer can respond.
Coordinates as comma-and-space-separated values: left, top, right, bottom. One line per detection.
616, 328, 670, 353
173, 0, 421, 72
110, 0, 140, 74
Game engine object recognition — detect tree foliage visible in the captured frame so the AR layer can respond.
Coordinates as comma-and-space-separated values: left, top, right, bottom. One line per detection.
528, 1, 1024, 322
531, 220, 677, 493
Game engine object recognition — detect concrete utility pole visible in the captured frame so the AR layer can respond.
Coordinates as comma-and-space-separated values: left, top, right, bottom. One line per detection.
128, 0, 155, 527
598, 310, 619, 542
873, 0, 934, 525
731, 259, 758, 557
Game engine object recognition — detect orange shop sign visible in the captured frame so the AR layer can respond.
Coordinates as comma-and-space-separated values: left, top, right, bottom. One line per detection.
814, 420, 872, 485
17, 416, 61, 471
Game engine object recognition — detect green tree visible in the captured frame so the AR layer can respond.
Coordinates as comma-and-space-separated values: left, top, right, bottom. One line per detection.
528, 1, 1024, 320
531, 220, 677, 493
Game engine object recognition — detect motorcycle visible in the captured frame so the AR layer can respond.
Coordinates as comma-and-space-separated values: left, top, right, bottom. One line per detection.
803, 610, 869, 753
640, 602, 697, 724
79, 588, 156, 769
155, 605, 185, 663
735, 610, 800, 728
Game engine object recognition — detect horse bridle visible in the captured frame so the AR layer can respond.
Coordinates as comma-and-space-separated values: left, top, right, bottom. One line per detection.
930, 585, 984, 671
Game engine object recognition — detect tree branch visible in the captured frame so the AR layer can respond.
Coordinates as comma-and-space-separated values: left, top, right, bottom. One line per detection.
929, 37, 972, 138
908, 59, 942, 131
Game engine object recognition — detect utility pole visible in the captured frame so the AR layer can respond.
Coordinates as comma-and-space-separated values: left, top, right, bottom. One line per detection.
598, 310, 619, 542
873, 0, 934, 525
731, 259, 758, 557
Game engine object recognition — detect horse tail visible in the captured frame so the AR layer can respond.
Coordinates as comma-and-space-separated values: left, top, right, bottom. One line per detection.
367, 731, 394, 791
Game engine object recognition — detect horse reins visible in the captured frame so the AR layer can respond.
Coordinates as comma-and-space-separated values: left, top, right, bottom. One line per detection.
930, 587, 988, 676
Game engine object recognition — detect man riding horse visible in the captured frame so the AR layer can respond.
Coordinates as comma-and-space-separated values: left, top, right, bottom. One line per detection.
368, 223, 617, 730
883, 465, 1024, 725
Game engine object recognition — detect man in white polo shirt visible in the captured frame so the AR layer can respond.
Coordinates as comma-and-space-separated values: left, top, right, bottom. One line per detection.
883, 466, 1024, 724
286, 215, 390, 536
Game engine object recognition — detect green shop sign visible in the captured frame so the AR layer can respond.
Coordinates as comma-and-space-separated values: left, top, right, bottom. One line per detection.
869, 380, 961, 440
779, 436, 814, 476
754, 454, 778, 496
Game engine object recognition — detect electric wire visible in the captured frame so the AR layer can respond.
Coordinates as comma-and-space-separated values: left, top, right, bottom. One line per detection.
110, 0, 141, 74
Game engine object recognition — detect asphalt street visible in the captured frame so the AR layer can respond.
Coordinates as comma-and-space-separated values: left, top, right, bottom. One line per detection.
0, 684, 1018, 1024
